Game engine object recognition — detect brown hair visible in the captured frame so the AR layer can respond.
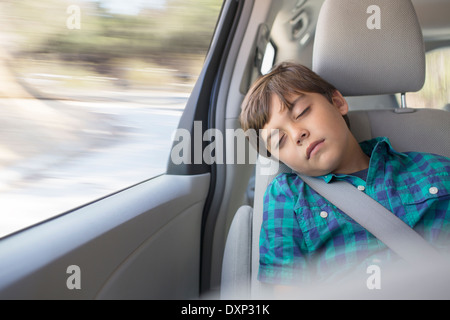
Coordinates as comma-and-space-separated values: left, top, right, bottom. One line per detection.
239, 61, 347, 155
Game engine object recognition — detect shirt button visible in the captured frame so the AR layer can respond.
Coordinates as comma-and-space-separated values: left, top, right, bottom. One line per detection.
429, 187, 439, 195
320, 211, 328, 219
357, 185, 365, 191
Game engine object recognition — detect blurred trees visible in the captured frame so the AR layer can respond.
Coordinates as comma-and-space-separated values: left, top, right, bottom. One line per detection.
2, 0, 222, 77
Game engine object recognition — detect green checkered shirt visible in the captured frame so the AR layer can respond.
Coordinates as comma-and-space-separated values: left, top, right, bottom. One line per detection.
258, 137, 450, 285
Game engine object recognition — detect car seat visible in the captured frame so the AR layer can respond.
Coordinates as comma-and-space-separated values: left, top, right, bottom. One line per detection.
221, 0, 450, 299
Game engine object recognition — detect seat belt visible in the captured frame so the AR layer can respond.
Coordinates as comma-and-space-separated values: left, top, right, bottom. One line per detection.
298, 173, 444, 265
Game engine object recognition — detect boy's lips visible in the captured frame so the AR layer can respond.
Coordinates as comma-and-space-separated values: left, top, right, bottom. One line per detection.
306, 139, 325, 159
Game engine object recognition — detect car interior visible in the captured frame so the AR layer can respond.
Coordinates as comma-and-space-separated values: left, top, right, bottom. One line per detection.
0, 0, 449, 300
221, 0, 450, 299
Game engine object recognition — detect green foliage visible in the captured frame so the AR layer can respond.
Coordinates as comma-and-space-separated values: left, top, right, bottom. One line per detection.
6, 0, 222, 63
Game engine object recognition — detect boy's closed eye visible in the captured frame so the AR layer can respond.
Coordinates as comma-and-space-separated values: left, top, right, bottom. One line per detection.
275, 106, 310, 149
276, 133, 286, 150
295, 106, 310, 120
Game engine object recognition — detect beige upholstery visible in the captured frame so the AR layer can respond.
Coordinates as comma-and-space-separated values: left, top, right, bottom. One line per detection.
313, 0, 425, 96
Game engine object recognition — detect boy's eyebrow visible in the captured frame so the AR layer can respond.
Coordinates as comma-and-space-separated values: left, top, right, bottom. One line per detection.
289, 93, 307, 106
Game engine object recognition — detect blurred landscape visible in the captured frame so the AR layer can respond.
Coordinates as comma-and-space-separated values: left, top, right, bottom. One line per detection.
0, 0, 220, 166
0, 0, 448, 237
406, 47, 450, 110
0, 0, 221, 237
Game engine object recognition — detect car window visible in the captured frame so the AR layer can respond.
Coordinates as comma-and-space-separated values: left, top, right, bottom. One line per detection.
401, 47, 450, 110
260, 41, 276, 75
0, 0, 222, 238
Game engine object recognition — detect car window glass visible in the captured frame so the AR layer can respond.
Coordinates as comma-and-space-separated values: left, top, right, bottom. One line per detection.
400, 47, 450, 110
0, 0, 222, 238
261, 41, 276, 75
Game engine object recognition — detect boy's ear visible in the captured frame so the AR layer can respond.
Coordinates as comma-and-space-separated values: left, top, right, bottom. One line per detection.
331, 90, 349, 116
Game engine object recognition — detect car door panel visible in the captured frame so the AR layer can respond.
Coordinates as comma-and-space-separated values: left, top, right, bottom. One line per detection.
0, 173, 210, 299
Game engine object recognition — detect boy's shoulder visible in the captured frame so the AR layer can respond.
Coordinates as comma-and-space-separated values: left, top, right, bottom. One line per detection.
269, 171, 302, 187
403, 150, 450, 173
265, 172, 307, 198
406, 150, 450, 162
363, 136, 450, 176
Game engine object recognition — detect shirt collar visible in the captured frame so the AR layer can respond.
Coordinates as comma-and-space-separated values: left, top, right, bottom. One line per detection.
359, 136, 406, 159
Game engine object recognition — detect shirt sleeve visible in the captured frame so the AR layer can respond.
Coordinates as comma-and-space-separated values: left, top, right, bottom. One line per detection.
257, 174, 309, 285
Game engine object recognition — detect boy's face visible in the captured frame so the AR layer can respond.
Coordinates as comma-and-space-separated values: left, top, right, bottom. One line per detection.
261, 90, 357, 176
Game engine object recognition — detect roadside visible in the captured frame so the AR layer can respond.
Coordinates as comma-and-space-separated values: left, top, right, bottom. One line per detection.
0, 50, 128, 191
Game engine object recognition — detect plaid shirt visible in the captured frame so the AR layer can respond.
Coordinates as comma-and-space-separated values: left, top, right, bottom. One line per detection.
258, 137, 450, 285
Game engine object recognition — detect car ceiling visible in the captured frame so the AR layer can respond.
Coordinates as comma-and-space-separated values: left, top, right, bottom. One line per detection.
413, 0, 450, 41
270, 0, 450, 66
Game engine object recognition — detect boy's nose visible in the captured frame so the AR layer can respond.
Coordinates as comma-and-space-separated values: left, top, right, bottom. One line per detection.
294, 129, 309, 146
